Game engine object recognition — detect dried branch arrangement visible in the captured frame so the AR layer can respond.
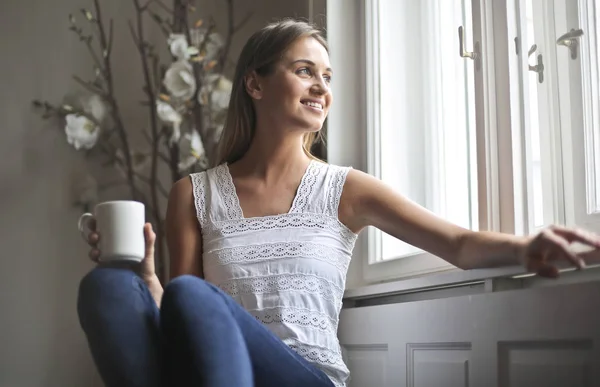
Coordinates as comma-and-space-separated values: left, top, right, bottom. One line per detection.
33, 0, 252, 283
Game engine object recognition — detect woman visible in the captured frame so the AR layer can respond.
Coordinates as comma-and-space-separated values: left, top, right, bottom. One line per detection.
78, 18, 600, 387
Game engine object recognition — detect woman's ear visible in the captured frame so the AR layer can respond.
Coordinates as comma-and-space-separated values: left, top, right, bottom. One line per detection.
244, 71, 263, 100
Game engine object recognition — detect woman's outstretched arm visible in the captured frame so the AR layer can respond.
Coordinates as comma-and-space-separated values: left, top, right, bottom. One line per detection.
342, 169, 600, 278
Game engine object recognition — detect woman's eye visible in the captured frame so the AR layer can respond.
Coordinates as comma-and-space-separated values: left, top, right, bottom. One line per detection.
324, 75, 332, 83
297, 68, 311, 76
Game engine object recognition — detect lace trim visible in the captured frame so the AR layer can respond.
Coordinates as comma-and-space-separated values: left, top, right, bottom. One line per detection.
218, 273, 344, 309
250, 307, 338, 334
215, 164, 244, 220
204, 213, 357, 250
190, 172, 208, 224
285, 338, 346, 367
207, 241, 351, 273
327, 167, 350, 217
289, 160, 321, 213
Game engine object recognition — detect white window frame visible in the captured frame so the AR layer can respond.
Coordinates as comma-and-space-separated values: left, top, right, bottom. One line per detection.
555, 0, 600, 233
326, 0, 599, 287
359, 0, 521, 283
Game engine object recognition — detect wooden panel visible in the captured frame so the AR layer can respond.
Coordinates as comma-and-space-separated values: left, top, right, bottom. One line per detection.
339, 281, 600, 387
344, 344, 389, 387
498, 340, 594, 387
407, 342, 471, 387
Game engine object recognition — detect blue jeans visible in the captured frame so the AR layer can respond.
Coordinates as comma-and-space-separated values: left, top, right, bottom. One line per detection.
77, 267, 335, 387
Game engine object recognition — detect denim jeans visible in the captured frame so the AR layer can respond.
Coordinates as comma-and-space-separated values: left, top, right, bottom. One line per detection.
77, 267, 335, 387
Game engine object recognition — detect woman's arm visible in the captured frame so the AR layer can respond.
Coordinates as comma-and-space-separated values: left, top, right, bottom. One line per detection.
342, 169, 600, 277
145, 176, 204, 307
166, 176, 204, 280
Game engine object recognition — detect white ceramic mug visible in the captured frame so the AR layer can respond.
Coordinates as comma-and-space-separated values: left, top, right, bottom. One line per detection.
78, 200, 146, 262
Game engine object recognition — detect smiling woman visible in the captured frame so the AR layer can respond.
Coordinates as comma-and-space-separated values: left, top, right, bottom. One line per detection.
216, 20, 332, 166
76, 16, 600, 387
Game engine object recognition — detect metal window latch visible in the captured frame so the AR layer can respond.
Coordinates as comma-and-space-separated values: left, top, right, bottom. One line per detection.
556, 28, 584, 60
458, 26, 481, 70
528, 44, 544, 83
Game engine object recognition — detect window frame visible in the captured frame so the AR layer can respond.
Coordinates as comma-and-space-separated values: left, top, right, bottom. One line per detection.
326, 0, 598, 287
360, 0, 519, 283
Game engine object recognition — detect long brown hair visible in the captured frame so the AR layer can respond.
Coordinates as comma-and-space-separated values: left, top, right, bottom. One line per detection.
215, 18, 328, 166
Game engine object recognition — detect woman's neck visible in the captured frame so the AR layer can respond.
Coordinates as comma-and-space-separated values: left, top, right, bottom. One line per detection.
231, 128, 312, 179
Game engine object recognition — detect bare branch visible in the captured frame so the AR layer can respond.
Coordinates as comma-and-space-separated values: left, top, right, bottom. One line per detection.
133, 172, 170, 198
158, 151, 171, 164
233, 11, 253, 34
107, 19, 114, 58
148, 0, 174, 14
73, 75, 105, 96
128, 20, 141, 46
91, 0, 138, 201
83, 39, 105, 75
148, 12, 170, 37
216, 0, 234, 74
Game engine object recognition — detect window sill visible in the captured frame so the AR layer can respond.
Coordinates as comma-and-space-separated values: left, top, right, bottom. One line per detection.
343, 260, 600, 306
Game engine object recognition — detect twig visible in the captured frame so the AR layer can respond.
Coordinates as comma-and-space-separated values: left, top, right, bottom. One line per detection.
176, 2, 210, 166
133, 172, 170, 198
158, 151, 171, 164
107, 20, 114, 58
93, 0, 138, 200
83, 38, 105, 75
73, 75, 105, 96
148, 12, 170, 38
233, 10, 253, 34
132, 0, 166, 282
216, 0, 234, 74
147, 0, 174, 14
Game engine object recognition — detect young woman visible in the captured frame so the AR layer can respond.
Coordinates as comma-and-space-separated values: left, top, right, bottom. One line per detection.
77, 18, 600, 387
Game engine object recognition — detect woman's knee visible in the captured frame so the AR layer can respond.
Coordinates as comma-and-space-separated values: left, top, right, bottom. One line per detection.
77, 267, 145, 321
161, 275, 224, 315
78, 267, 139, 299
163, 275, 212, 302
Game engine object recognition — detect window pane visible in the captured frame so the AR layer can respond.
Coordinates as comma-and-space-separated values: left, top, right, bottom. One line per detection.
524, 0, 546, 228
376, 0, 477, 261
582, 0, 600, 212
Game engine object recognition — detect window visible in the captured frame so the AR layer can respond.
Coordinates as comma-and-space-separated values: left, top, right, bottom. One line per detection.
326, 0, 600, 285
553, 0, 600, 230
346, 0, 600, 282
363, 0, 478, 281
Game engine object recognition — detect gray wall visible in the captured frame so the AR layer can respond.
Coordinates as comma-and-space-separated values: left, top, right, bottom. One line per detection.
0, 0, 314, 385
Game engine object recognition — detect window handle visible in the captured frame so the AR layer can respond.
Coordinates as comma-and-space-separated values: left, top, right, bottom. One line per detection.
458, 26, 481, 70
556, 28, 584, 60
528, 44, 544, 83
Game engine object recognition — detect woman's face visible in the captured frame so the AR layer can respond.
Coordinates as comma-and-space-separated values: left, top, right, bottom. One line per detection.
250, 36, 333, 133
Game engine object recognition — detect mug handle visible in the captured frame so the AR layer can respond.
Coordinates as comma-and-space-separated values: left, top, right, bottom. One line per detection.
77, 213, 95, 242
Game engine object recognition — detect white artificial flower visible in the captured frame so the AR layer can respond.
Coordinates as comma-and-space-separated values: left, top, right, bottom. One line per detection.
156, 100, 182, 144
163, 60, 197, 101
82, 94, 107, 123
212, 124, 224, 143
168, 33, 189, 60
178, 129, 207, 172
190, 28, 224, 61
189, 129, 205, 158
64, 114, 100, 150
198, 74, 232, 111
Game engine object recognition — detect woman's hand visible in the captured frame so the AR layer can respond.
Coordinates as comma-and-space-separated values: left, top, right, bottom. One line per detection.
519, 225, 600, 278
86, 218, 158, 283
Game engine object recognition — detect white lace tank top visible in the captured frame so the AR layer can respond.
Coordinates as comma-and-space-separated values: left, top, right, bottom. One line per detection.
189, 160, 357, 387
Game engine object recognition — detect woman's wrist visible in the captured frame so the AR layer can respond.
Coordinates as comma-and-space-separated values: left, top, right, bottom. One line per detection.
142, 273, 164, 307
142, 273, 161, 287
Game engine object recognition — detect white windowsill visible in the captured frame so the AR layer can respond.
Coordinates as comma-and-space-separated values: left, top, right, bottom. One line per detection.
343, 260, 600, 302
